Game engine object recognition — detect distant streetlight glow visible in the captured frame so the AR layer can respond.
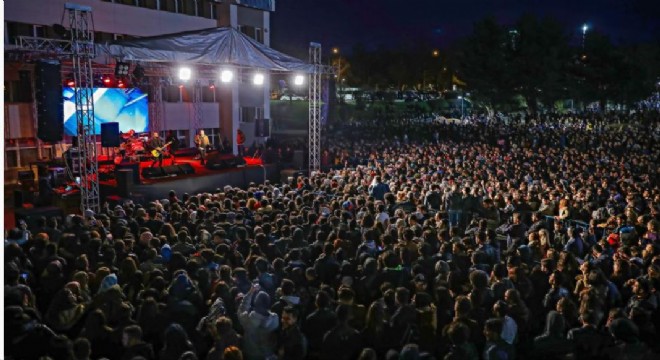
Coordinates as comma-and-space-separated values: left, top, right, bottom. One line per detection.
178, 67, 192, 81
220, 69, 233, 83
294, 74, 305, 86
582, 24, 589, 33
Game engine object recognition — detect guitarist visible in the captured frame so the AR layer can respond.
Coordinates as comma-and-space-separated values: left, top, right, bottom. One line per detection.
195, 129, 210, 165
148, 131, 165, 168
165, 131, 179, 165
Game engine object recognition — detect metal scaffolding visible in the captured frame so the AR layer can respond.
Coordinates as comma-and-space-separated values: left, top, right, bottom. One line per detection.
150, 77, 163, 133
308, 43, 322, 174
193, 80, 203, 132
67, 3, 99, 213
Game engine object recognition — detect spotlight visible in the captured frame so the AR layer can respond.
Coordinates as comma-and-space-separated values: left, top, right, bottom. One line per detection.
117, 78, 126, 88
294, 75, 305, 86
102, 75, 112, 85
220, 69, 233, 83
253, 73, 264, 86
115, 62, 130, 77
66, 75, 75, 87
208, 80, 215, 89
178, 67, 192, 81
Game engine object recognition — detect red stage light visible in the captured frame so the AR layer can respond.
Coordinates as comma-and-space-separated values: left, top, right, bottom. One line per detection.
103, 77, 112, 84
67, 80, 75, 87
117, 80, 125, 88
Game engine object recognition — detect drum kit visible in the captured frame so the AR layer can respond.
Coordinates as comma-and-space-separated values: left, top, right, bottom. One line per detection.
115, 129, 149, 164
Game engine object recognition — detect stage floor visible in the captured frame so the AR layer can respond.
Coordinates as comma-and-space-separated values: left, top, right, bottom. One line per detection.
99, 154, 263, 187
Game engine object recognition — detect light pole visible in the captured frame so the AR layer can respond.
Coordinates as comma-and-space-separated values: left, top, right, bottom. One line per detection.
458, 96, 464, 118
332, 47, 342, 100
582, 24, 589, 50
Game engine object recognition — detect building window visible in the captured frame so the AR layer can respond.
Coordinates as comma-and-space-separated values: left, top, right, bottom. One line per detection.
255, 28, 263, 43
182, 0, 196, 16
202, 86, 216, 102
163, 85, 181, 102
202, 128, 220, 146
143, 0, 158, 10
240, 107, 264, 123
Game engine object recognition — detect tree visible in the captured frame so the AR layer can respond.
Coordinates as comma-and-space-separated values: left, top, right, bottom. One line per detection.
509, 15, 572, 114
454, 18, 513, 108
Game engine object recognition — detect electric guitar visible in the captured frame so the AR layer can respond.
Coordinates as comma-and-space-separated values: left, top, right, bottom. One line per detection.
151, 141, 172, 158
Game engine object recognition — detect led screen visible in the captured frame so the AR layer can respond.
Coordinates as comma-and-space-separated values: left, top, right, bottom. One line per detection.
63, 87, 149, 135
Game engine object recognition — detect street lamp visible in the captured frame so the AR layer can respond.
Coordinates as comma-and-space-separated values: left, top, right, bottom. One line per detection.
457, 96, 464, 118
582, 24, 589, 49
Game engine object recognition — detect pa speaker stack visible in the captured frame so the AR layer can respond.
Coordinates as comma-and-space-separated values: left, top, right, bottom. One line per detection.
35, 61, 64, 143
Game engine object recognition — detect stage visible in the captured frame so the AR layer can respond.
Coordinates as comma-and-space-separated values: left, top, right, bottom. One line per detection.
98, 153, 280, 202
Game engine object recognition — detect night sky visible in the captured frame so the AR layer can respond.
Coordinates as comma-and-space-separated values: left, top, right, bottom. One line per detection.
271, 0, 659, 56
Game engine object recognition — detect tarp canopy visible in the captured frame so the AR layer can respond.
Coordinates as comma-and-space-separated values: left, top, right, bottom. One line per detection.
98, 27, 312, 72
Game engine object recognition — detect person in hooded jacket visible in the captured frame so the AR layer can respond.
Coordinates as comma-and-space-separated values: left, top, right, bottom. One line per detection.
237, 283, 279, 360
532, 311, 573, 359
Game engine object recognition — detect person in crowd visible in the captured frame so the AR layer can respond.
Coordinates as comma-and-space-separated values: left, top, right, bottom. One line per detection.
4, 110, 659, 360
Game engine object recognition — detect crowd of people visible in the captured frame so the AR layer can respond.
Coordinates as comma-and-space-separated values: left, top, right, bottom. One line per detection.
5, 109, 660, 360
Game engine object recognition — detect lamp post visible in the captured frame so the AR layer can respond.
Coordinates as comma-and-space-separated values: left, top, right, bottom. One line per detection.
458, 96, 464, 118
582, 24, 589, 50
332, 47, 343, 101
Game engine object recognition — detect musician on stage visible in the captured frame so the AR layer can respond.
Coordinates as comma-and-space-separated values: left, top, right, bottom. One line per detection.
165, 131, 179, 165
195, 129, 210, 165
148, 131, 165, 168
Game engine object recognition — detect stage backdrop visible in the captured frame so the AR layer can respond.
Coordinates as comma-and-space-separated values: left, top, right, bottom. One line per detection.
63, 87, 149, 135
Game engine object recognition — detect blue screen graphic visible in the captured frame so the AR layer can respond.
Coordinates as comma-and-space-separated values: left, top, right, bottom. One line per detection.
63, 87, 149, 135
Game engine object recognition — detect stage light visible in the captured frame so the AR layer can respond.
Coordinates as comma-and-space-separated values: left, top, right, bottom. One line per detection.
102, 75, 112, 85
178, 67, 192, 81
115, 62, 130, 77
117, 78, 126, 88
294, 74, 305, 86
220, 69, 233, 83
208, 80, 215, 89
66, 75, 75, 87
253, 73, 264, 85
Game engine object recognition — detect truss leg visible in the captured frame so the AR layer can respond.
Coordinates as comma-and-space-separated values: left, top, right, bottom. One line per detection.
309, 43, 322, 174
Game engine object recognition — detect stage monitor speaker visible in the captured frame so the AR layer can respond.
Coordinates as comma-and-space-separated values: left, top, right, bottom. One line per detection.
163, 166, 180, 176
254, 118, 271, 137
116, 169, 134, 197
35, 61, 63, 142
101, 122, 120, 147
141, 167, 165, 179
177, 163, 195, 175
205, 154, 247, 170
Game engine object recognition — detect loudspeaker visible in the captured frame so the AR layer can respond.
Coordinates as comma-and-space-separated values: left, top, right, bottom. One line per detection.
35, 61, 63, 142
141, 167, 165, 179
48, 167, 66, 187
18, 170, 35, 183
101, 122, 120, 147
177, 163, 195, 175
205, 153, 247, 170
254, 118, 270, 137
293, 150, 304, 169
116, 169, 134, 197
116, 162, 140, 184
163, 166, 180, 176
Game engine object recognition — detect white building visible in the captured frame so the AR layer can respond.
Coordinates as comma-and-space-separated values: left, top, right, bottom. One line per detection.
4, 0, 275, 178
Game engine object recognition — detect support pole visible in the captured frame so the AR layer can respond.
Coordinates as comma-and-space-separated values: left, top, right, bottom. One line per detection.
67, 3, 99, 213
150, 77, 163, 133
308, 43, 322, 174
